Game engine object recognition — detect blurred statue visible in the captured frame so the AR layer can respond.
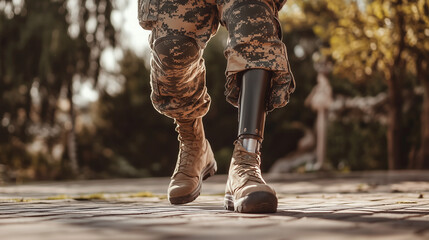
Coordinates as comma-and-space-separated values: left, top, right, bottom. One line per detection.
305, 58, 333, 170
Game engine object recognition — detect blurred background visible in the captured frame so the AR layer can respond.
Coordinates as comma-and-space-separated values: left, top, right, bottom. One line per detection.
0, 0, 428, 183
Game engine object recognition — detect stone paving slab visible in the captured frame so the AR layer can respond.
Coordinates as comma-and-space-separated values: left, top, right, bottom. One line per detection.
0, 171, 428, 239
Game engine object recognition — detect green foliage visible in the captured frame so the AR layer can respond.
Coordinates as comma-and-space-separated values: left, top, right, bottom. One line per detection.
0, 0, 118, 181
282, 0, 429, 170
327, 120, 388, 170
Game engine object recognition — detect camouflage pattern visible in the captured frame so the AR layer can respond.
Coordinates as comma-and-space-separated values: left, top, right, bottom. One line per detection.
138, 0, 295, 119
221, 0, 295, 111
138, 0, 158, 30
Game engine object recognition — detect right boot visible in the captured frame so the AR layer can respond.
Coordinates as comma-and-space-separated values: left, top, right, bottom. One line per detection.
168, 118, 217, 205
224, 140, 277, 213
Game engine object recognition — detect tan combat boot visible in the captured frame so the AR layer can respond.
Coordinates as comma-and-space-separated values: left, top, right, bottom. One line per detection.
224, 140, 277, 213
168, 118, 217, 204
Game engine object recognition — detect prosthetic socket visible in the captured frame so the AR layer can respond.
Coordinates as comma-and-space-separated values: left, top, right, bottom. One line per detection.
238, 69, 271, 153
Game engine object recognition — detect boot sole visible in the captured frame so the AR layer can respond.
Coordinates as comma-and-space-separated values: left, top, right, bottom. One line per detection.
169, 160, 217, 205
224, 191, 277, 213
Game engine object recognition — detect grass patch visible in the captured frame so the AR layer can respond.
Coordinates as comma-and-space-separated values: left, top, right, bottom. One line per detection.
396, 201, 418, 204
45, 194, 70, 200
6, 198, 34, 202
128, 191, 155, 198
73, 193, 107, 201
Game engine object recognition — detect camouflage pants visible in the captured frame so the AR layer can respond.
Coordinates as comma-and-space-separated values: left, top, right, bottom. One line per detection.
138, 0, 295, 119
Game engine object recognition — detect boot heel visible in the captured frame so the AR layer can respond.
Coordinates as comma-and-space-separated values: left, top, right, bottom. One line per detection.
202, 161, 217, 180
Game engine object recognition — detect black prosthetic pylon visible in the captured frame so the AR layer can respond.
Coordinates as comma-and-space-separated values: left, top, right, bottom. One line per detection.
238, 69, 271, 153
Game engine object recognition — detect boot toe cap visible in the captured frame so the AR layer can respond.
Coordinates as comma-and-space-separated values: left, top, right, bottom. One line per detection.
168, 178, 197, 197
236, 183, 276, 200
235, 191, 278, 213
168, 175, 200, 204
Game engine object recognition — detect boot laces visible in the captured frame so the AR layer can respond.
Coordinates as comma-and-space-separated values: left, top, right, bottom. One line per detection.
175, 121, 202, 171
178, 141, 200, 170
234, 146, 264, 183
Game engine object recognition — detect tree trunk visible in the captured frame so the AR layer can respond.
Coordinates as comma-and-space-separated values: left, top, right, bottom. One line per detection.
67, 79, 79, 175
418, 58, 429, 169
386, 0, 407, 170
386, 75, 404, 170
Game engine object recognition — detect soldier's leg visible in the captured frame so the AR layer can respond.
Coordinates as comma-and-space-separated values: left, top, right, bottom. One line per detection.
138, 0, 219, 204
219, 0, 295, 213
149, 0, 219, 120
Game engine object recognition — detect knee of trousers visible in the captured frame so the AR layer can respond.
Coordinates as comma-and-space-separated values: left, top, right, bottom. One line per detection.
225, 2, 282, 43
153, 35, 201, 70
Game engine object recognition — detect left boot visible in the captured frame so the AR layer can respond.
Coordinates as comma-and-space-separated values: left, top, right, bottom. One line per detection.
224, 140, 278, 213
168, 118, 217, 205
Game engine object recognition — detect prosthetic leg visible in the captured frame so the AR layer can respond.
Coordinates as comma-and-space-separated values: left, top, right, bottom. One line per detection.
238, 69, 271, 153
225, 69, 278, 213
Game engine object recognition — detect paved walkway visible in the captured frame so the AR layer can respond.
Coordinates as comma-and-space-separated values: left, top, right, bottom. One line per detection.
1, 171, 429, 240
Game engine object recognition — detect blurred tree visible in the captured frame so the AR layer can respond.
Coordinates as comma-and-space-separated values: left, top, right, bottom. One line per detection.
407, 0, 429, 168
329, 0, 406, 169
325, 0, 429, 169
0, 0, 118, 180
288, 0, 429, 170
